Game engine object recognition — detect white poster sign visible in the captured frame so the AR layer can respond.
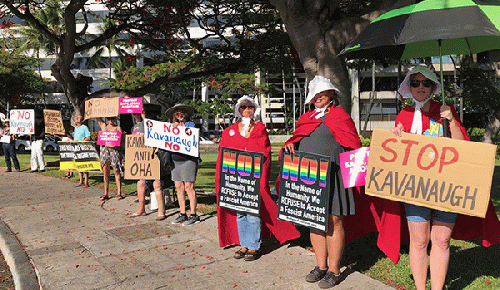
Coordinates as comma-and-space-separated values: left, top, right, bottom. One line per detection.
143, 118, 199, 157
10, 109, 35, 135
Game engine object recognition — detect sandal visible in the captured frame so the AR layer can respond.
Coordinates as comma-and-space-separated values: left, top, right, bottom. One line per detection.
100, 195, 110, 201
156, 215, 166, 221
128, 212, 146, 218
234, 248, 247, 259
244, 250, 259, 261
116, 194, 125, 200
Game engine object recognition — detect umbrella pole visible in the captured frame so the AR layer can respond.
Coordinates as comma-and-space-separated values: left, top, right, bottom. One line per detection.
439, 39, 451, 137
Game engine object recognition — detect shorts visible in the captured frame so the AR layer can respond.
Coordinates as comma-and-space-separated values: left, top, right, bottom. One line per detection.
404, 203, 457, 224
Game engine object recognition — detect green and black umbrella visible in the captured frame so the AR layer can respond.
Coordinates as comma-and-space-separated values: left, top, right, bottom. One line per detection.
339, 0, 500, 136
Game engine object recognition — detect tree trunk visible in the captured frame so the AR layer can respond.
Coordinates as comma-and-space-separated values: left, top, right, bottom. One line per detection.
269, 0, 416, 113
482, 112, 500, 144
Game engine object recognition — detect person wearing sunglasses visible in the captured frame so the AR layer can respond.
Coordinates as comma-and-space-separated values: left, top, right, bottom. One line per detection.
388, 65, 482, 290
215, 96, 300, 262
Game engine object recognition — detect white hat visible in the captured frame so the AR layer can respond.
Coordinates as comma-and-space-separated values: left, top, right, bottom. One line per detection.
398, 66, 441, 99
235, 95, 260, 119
305, 76, 341, 104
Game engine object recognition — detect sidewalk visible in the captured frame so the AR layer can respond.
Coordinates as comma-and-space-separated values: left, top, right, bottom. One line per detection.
0, 169, 393, 290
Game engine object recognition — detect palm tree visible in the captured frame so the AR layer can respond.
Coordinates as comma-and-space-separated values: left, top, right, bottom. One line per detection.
86, 17, 129, 79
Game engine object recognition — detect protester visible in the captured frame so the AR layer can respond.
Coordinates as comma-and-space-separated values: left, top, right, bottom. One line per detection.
167, 104, 200, 226
215, 96, 300, 261
385, 65, 500, 290
1, 120, 21, 172
96, 116, 124, 201
30, 116, 46, 173
73, 115, 91, 187
281, 76, 363, 288
128, 112, 172, 220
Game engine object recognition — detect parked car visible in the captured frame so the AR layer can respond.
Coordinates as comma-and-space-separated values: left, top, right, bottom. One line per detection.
199, 136, 215, 145
15, 135, 59, 152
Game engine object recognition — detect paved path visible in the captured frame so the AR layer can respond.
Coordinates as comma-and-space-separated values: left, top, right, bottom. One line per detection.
0, 169, 393, 290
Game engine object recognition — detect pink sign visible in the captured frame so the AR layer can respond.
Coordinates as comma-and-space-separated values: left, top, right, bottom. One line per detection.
119, 98, 143, 114
97, 131, 122, 147
339, 147, 370, 188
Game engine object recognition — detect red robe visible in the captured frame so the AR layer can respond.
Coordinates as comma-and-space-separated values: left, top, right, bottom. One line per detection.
276, 106, 378, 244
215, 122, 301, 248
374, 101, 500, 263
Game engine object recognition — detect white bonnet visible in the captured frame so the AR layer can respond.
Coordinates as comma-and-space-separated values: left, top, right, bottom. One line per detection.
398, 66, 441, 99
305, 75, 341, 104
234, 95, 260, 119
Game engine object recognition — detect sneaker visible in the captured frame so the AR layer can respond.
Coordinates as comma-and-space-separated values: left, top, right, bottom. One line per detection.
39, 169, 45, 172
305, 266, 327, 283
318, 271, 341, 289
172, 214, 188, 224
182, 214, 200, 226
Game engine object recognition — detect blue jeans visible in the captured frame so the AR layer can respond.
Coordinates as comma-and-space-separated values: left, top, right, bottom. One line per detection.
2, 143, 20, 170
237, 213, 262, 251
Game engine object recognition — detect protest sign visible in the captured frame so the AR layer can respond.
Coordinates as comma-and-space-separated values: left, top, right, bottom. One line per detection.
339, 147, 370, 188
143, 118, 199, 157
119, 97, 143, 114
218, 147, 263, 215
84, 98, 119, 119
9, 109, 34, 135
58, 141, 102, 171
43, 109, 65, 135
0, 135, 10, 143
365, 129, 497, 218
277, 151, 331, 232
97, 131, 122, 147
124, 135, 160, 180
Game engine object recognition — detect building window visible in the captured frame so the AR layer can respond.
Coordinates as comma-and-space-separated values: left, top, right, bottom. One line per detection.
360, 101, 397, 122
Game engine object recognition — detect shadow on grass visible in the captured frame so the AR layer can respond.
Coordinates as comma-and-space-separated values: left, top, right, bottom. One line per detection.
447, 242, 500, 289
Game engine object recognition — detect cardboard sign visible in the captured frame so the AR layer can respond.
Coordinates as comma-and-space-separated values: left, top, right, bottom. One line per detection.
10, 109, 34, 135
58, 141, 102, 171
218, 147, 263, 215
43, 109, 65, 135
339, 147, 370, 188
1, 135, 10, 143
277, 151, 332, 232
124, 135, 160, 180
365, 129, 497, 218
119, 97, 143, 114
97, 131, 122, 147
143, 118, 200, 157
84, 98, 119, 119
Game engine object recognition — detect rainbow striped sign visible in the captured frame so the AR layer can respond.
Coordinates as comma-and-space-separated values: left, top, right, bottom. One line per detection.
218, 147, 264, 215
278, 151, 331, 232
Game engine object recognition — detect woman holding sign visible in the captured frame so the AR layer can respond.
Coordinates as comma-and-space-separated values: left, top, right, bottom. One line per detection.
96, 116, 124, 201
282, 76, 370, 288
167, 104, 200, 226
388, 66, 500, 290
1, 121, 21, 172
216, 96, 300, 261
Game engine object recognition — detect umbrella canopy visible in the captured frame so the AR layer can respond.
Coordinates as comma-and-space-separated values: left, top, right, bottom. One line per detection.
339, 0, 500, 60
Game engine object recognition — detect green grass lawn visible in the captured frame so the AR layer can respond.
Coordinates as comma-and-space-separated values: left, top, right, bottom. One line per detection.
5, 151, 500, 289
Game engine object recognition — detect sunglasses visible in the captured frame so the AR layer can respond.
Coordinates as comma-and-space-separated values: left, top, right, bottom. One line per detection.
240, 105, 255, 110
410, 79, 433, 88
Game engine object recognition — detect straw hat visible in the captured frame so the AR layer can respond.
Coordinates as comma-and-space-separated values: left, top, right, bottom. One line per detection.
165, 103, 195, 120
398, 65, 441, 99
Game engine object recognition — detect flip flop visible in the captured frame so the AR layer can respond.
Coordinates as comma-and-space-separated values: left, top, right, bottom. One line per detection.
128, 212, 146, 218
100, 195, 110, 201
74, 184, 83, 187
156, 215, 166, 221
116, 194, 125, 200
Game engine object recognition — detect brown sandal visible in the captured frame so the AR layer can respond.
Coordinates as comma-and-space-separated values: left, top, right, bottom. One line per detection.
234, 248, 248, 259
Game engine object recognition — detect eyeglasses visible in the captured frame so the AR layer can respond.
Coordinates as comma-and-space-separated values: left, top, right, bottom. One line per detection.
410, 79, 433, 88
240, 105, 255, 110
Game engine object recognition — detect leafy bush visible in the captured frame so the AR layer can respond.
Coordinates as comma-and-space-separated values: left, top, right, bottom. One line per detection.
360, 135, 371, 147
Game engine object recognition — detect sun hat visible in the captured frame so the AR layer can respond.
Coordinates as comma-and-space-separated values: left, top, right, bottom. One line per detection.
234, 95, 260, 119
398, 65, 441, 99
165, 103, 195, 121
305, 75, 341, 104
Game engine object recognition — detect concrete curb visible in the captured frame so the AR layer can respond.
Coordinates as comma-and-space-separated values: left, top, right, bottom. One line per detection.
0, 219, 39, 290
